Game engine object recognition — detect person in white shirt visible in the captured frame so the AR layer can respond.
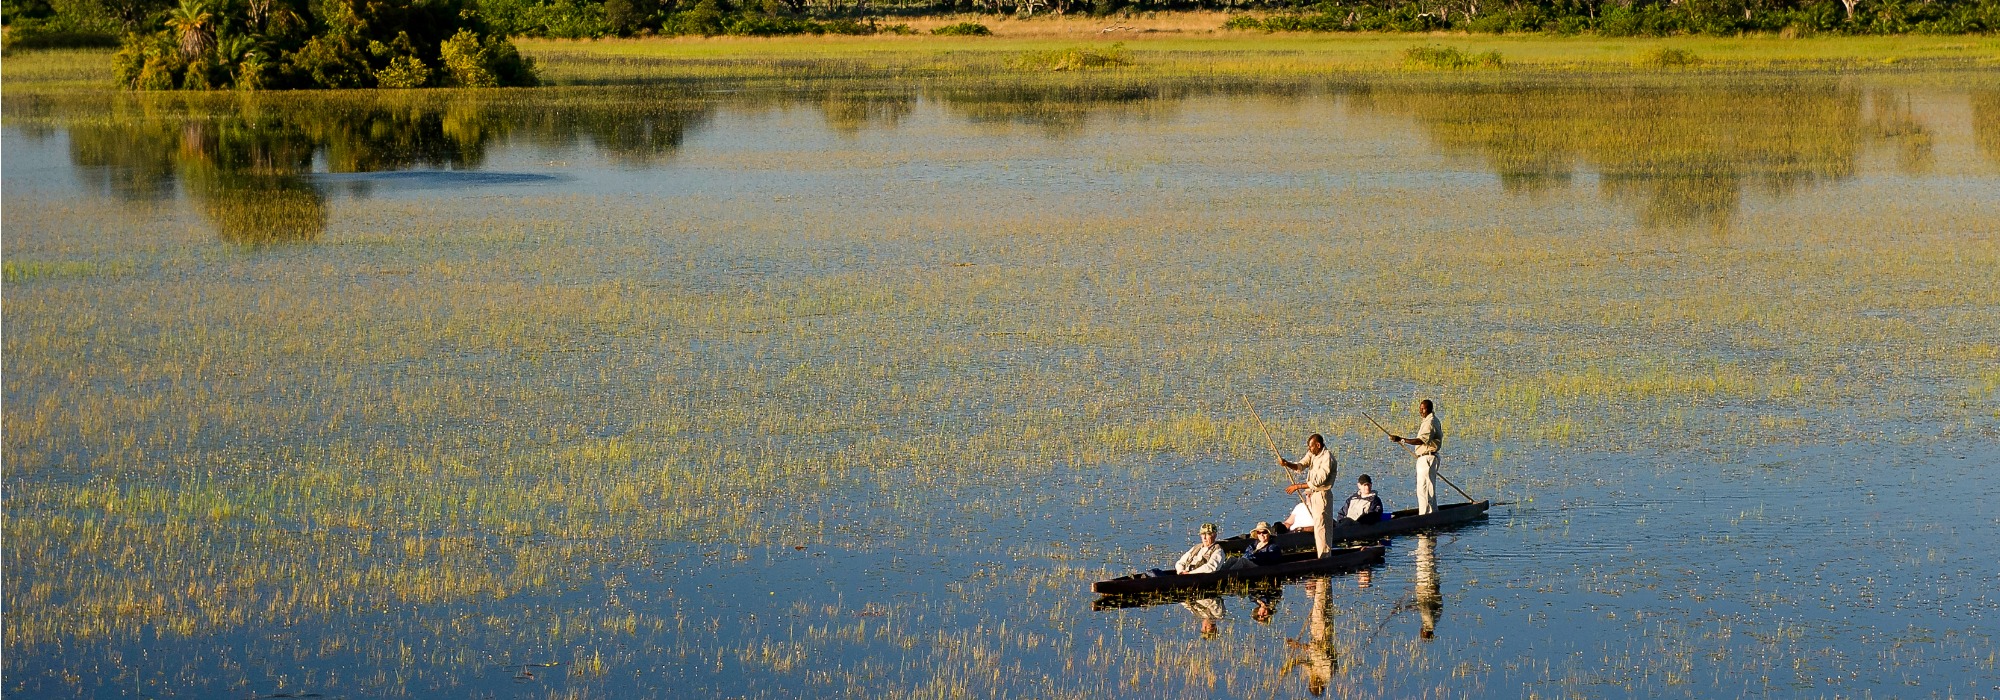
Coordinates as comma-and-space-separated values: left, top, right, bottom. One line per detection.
1279, 433, 1337, 557
1278, 500, 1316, 534
1388, 400, 1443, 515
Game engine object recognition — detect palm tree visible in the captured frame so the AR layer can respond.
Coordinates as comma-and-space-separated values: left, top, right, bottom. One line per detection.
216, 34, 255, 85
165, 0, 217, 59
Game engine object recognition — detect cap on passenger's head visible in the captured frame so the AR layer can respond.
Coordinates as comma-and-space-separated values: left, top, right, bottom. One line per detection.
1199, 523, 1218, 535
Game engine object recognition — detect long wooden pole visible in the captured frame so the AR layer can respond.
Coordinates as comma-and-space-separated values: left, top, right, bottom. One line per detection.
1243, 397, 1283, 461
1242, 397, 1304, 503
1362, 412, 1475, 503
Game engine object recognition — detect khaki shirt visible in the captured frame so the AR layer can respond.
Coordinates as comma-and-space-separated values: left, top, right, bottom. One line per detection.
1176, 543, 1223, 574
1298, 449, 1336, 493
1414, 414, 1442, 456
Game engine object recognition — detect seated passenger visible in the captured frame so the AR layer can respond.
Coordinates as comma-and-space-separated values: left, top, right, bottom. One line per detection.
1274, 500, 1316, 534
1224, 522, 1286, 570
1335, 474, 1385, 526
1150, 523, 1224, 577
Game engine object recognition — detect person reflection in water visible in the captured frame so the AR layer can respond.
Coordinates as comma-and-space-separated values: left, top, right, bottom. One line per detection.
1412, 534, 1442, 640
1249, 585, 1281, 624
1183, 596, 1225, 638
1285, 577, 1338, 697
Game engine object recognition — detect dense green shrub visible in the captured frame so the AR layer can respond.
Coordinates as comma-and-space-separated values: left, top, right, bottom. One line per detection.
109, 0, 536, 89
1, 18, 118, 50
930, 20, 990, 35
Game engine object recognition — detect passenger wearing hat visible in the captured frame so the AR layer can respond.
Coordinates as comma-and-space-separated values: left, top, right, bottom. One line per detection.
1170, 523, 1226, 575
1223, 522, 1286, 570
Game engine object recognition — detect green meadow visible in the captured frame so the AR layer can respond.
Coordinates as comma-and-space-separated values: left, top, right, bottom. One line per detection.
3, 30, 1998, 698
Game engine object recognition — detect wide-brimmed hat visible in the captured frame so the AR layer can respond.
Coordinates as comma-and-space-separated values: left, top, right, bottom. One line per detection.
1251, 521, 1272, 534
1199, 523, 1218, 535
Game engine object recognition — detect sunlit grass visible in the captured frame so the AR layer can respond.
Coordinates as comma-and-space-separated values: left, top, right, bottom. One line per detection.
8, 33, 2000, 98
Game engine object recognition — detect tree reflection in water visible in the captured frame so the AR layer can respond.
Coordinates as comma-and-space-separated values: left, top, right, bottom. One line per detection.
63, 91, 716, 244
1973, 92, 2000, 168
930, 84, 1173, 138
49, 79, 1959, 244
1357, 83, 1934, 233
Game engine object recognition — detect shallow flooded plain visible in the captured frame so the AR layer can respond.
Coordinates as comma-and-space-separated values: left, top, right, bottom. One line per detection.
4, 73, 1998, 699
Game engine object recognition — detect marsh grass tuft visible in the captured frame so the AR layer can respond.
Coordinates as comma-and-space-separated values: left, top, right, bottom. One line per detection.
1402, 45, 1505, 70
1009, 43, 1131, 71
1642, 47, 1705, 68
2, 259, 119, 282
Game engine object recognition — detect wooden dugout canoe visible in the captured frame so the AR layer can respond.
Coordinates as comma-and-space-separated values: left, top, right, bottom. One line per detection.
1218, 500, 1491, 554
1090, 544, 1385, 595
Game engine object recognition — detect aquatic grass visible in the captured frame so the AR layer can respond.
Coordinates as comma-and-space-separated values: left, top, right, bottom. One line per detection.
1403, 45, 1506, 70
1641, 46, 1705, 68
13, 35, 2000, 99
1010, 43, 1133, 71
1, 259, 125, 282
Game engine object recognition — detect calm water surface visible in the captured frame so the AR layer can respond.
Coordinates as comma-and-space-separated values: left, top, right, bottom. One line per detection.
4, 76, 1998, 699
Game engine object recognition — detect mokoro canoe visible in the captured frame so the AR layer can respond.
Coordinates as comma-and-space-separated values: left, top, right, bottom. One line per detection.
1090, 544, 1385, 595
1091, 579, 1285, 610
1219, 500, 1490, 554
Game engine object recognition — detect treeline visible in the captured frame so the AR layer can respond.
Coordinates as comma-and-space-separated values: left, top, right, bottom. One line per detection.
473, 0, 917, 37
1228, 0, 2000, 35
470, 0, 2000, 36
8, 0, 538, 89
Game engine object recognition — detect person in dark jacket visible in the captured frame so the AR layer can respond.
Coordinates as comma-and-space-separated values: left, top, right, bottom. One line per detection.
1335, 475, 1385, 526
1224, 522, 1287, 570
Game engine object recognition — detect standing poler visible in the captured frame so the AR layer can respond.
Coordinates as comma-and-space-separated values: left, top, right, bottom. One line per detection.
1279, 433, 1337, 557
1388, 399, 1444, 515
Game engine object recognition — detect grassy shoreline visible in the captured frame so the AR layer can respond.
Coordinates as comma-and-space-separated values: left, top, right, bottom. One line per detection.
5, 31, 1998, 94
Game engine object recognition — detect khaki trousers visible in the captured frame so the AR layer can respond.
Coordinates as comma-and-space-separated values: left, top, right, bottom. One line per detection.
1415, 454, 1438, 515
1305, 491, 1332, 556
